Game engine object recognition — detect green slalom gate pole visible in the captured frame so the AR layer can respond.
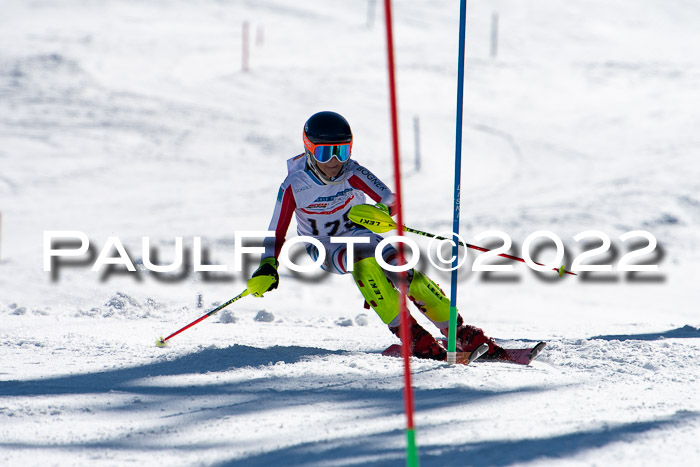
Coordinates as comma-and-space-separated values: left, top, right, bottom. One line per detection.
448, 0, 469, 365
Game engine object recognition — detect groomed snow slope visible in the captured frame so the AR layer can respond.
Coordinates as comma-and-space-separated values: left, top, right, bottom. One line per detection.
1, 1, 699, 465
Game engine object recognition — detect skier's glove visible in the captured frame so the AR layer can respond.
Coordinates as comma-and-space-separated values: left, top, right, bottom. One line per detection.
247, 257, 279, 297
375, 203, 392, 216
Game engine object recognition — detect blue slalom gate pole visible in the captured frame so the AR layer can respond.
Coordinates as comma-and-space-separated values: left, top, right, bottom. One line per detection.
447, 0, 469, 364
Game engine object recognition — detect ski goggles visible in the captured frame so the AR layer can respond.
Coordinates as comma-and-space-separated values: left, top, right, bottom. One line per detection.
304, 136, 352, 163
309, 143, 352, 163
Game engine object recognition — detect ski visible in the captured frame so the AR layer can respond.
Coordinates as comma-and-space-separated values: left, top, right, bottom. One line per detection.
433, 338, 546, 365
381, 338, 546, 366
497, 341, 547, 365
382, 342, 489, 365
433, 339, 547, 365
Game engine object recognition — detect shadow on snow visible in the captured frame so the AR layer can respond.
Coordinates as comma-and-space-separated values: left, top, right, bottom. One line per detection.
591, 325, 700, 341
214, 411, 699, 467
3, 344, 695, 465
1, 344, 339, 398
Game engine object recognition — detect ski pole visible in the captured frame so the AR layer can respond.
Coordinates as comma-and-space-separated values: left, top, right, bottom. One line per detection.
348, 204, 576, 276
156, 289, 250, 347
402, 225, 575, 276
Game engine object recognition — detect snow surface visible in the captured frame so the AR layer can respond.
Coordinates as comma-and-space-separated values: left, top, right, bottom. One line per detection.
1, 0, 699, 465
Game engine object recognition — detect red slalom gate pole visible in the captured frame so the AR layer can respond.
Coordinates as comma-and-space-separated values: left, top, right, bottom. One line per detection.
383, 1, 419, 465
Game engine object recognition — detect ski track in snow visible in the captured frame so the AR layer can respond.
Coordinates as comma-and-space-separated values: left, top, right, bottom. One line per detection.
2, 0, 700, 465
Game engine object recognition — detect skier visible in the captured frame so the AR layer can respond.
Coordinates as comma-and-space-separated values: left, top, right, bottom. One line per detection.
246, 111, 505, 361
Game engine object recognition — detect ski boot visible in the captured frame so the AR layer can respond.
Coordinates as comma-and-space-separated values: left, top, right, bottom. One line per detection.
389, 315, 446, 361
441, 315, 506, 360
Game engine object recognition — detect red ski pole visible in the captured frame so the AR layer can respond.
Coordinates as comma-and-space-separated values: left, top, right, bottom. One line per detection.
348, 205, 576, 277
402, 226, 576, 276
156, 289, 249, 347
